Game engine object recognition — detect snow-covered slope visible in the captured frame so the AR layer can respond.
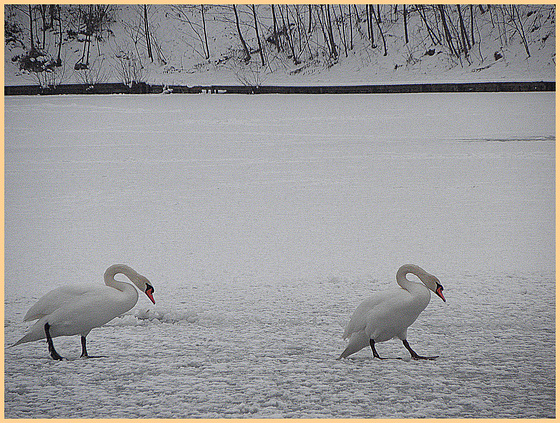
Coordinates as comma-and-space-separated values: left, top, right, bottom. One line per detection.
4, 4, 556, 87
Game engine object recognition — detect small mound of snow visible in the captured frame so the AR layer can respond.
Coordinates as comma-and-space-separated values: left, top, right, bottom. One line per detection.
135, 307, 199, 324
108, 307, 199, 326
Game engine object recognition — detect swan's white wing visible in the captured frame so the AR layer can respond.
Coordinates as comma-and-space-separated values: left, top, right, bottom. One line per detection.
14, 292, 111, 344
342, 290, 406, 339
23, 285, 99, 321
44, 288, 134, 338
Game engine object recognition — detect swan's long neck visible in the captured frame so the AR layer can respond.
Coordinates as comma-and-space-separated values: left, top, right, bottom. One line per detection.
104, 264, 139, 298
396, 264, 431, 296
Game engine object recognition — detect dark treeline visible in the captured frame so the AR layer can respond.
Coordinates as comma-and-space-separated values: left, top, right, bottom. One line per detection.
4, 4, 554, 87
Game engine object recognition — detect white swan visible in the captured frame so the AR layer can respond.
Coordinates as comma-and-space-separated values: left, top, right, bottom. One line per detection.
12, 264, 155, 360
338, 264, 445, 360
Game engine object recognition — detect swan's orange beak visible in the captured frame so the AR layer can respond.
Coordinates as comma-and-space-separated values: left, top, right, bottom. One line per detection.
436, 284, 445, 302
145, 284, 155, 304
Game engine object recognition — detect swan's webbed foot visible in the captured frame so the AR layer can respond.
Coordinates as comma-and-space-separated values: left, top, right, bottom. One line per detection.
412, 355, 438, 360
44, 323, 64, 361
402, 339, 438, 360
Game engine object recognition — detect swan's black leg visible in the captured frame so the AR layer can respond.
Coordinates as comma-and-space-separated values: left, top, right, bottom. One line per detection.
44, 323, 64, 361
80, 336, 89, 358
369, 339, 386, 360
402, 339, 438, 360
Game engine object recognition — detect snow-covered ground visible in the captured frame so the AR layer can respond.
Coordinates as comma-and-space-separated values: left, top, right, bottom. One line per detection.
4, 92, 555, 418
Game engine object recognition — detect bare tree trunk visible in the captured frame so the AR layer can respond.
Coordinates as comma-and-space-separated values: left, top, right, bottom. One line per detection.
511, 5, 530, 57
143, 5, 153, 62
366, 5, 372, 43
348, 4, 353, 50
293, 5, 303, 53
29, 5, 35, 50
403, 4, 409, 44
85, 34, 91, 66
457, 4, 471, 54
353, 5, 361, 23
281, 5, 299, 64
371, 6, 387, 56
251, 5, 265, 66
429, 5, 442, 42
286, 4, 303, 53
366, 5, 374, 47
232, 4, 251, 62
470, 5, 475, 46
418, 5, 441, 45
325, 5, 337, 59
56, 5, 62, 66
439, 5, 460, 58
39, 5, 47, 49
85, 6, 94, 66
335, 5, 347, 57
315, 5, 329, 55
271, 5, 280, 51
496, 6, 508, 47
201, 5, 209, 59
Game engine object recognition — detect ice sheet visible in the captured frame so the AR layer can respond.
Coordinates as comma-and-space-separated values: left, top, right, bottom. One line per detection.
4, 93, 555, 418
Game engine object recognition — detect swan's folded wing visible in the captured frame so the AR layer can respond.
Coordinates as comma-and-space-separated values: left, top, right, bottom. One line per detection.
342, 290, 404, 339
23, 285, 96, 321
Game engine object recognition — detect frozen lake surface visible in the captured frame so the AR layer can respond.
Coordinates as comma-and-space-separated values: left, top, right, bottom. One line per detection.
4, 93, 555, 418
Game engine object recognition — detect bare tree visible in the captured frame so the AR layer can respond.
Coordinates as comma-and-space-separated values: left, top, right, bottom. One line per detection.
372, 6, 387, 56
438, 5, 460, 58
403, 4, 409, 44
366, 5, 374, 48
28, 5, 35, 50
171, 5, 210, 60
73, 5, 113, 70
326, 5, 338, 59
55, 5, 63, 66
418, 5, 441, 46
38, 5, 48, 49
200, 5, 210, 59
143, 5, 153, 62
457, 5, 471, 57
251, 5, 265, 66
232, 4, 250, 62
508, 5, 531, 57
270, 5, 281, 52
280, 5, 299, 64
336, 5, 348, 57
316, 5, 337, 59
347, 4, 353, 50
470, 5, 475, 46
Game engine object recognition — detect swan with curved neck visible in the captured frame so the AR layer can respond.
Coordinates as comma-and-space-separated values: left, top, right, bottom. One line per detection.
338, 264, 445, 360
12, 264, 155, 360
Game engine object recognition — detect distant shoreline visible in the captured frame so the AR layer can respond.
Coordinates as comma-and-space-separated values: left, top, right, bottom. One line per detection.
4, 81, 555, 96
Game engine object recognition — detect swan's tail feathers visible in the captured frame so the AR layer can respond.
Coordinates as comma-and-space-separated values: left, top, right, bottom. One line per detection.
338, 346, 354, 360
11, 332, 38, 347
10, 322, 46, 347
338, 331, 370, 359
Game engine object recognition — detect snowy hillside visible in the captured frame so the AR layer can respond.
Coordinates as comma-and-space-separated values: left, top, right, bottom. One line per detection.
4, 4, 556, 87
